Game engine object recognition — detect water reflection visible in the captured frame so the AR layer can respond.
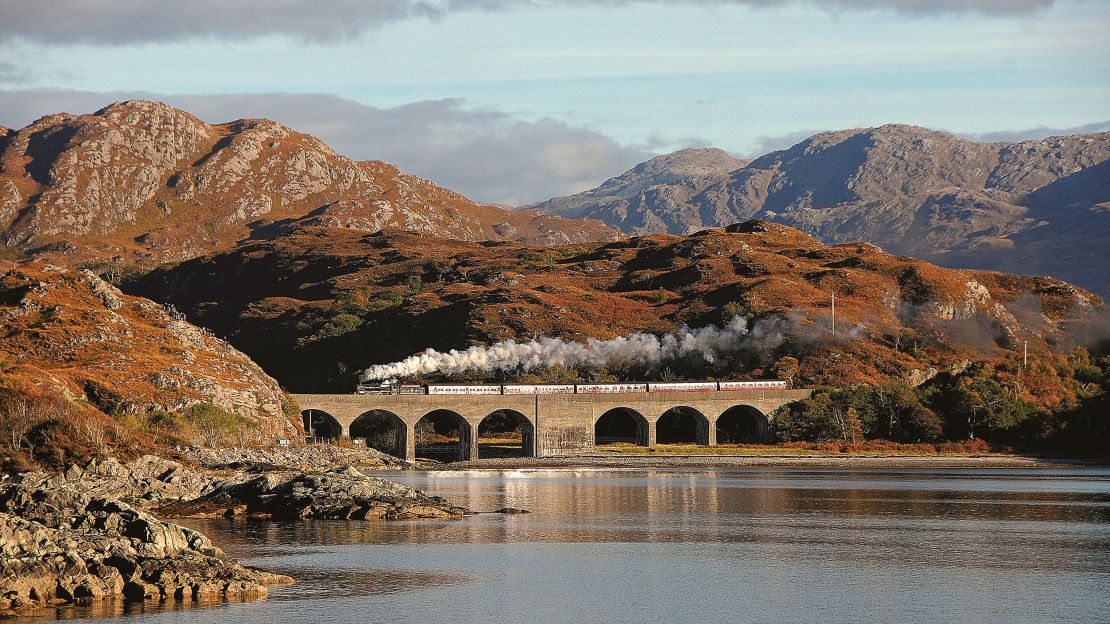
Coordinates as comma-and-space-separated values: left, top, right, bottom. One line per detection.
45, 467, 1110, 624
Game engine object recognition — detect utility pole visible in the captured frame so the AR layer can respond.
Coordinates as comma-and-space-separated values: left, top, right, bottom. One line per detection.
831, 290, 836, 336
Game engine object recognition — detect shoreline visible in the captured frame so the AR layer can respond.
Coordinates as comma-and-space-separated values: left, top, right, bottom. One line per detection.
438, 453, 1108, 470
0, 452, 466, 618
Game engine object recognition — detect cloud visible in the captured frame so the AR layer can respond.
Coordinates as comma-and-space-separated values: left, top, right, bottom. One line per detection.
0, 0, 1059, 45
0, 88, 653, 205
746, 128, 828, 156
0, 62, 31, 86
956, 120, 1110, 143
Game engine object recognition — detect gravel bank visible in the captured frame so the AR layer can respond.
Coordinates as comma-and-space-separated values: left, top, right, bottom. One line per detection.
443, 454, 1100, 470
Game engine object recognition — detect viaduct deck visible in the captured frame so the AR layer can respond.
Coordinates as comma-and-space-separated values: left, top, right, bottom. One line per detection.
293, 389, 812, 462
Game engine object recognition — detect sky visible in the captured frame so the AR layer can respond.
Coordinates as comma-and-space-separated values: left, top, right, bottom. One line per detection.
1, 0, 1108, 205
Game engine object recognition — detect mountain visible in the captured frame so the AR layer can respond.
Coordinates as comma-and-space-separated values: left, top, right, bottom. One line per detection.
525, 126, 1110, 295
534, 148, 749, 231
128, 220, 1102, 393
0, 261, 299, 454
0, 100, 621, 269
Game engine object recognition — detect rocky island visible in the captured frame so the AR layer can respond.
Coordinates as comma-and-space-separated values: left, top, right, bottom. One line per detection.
0, 453, 468, 617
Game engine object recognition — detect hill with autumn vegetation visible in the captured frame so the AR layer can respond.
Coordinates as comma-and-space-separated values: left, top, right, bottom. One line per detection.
0, 261, 300, 469
526, 125, 1110, 296
128, 220, 1104, 395
0, 100, 621, 271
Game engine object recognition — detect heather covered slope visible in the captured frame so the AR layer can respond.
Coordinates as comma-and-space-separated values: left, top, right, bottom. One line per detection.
0, 100, 620, 269
526, 125, 1110, 295
0, 262, 299, 466
129, 220, 1103, 395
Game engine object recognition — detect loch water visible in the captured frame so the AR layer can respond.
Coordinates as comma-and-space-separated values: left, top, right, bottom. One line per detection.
39, 467, 1110, 624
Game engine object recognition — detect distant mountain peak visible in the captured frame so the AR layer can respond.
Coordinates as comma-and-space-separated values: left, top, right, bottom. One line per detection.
527, 125, 1110, 295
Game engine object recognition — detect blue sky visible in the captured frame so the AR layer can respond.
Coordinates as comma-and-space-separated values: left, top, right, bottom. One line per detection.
1, 0, 1108, 204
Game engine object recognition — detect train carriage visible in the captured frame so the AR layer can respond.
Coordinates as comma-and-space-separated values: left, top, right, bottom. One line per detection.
574, 383, 649, 394
426, 384, 503, 395
646, 382, 718, 393
718, 380, 789, 391
502, 384, 576, 395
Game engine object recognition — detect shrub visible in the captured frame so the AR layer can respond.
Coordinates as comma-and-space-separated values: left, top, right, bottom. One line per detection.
937, 438, 991, 454
296, 313, 364, 347
178, 403, 258, 447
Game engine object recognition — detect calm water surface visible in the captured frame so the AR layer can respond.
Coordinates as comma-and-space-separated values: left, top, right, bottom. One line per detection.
43, 468, 1110, 623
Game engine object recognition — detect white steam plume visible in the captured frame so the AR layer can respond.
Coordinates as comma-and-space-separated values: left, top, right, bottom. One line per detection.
361, 316, 752, 381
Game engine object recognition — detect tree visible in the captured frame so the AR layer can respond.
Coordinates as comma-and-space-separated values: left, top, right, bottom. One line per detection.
776, 393, 842, 442
841, 407, 863, 443
771, 356, 799, 386
874, 380, 942, 442
920, 364, 1044, 444
721, 301, 745, 324
0, 390, 61, 452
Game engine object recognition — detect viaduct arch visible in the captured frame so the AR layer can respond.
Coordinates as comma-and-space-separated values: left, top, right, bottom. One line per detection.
293, 388, 811, 462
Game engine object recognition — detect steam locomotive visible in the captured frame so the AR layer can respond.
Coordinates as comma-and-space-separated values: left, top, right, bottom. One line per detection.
355, 379, 788, 395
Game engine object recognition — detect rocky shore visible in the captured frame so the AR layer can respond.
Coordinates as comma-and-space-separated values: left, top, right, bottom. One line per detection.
0, 451, 467, 617
179, 444, 409, 472
0, 482, 292, 617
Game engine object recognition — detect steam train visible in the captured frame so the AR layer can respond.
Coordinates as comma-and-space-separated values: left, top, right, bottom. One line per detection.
355, 379, 788, 395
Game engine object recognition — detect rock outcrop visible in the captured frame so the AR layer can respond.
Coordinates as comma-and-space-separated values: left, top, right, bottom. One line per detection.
526, 125, 1110, 295
161, 467, 466, 521
0, 100, 621, 269
181, 445, 407, 472
10, 456, 217, 510
0, 453, 471, 615
11, 454, 464, 520
0, 482, 293, 617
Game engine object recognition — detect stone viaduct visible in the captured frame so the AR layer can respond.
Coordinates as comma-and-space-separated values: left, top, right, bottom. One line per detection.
292, 389, 811, 462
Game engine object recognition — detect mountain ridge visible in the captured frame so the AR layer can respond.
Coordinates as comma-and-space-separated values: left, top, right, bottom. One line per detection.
525, 124, 1110, 295
0, 100, 622, 269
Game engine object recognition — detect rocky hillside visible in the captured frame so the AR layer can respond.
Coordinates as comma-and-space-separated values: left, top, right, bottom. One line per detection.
0, 261, 298, 444
525, 126, 1110, 295
0, 100, 620, 269
534, 148, 750, 231
128, 221, 1102, 393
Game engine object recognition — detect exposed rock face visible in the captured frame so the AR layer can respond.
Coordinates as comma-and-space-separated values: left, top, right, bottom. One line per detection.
531, 148, 749, 234
0, 482, 293, 617
0, 262, 297, 437
526, 126, 1110, 295
0, 100, 621, 268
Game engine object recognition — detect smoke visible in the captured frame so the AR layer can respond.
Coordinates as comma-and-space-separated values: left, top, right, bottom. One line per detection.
361, 315, 755, 381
